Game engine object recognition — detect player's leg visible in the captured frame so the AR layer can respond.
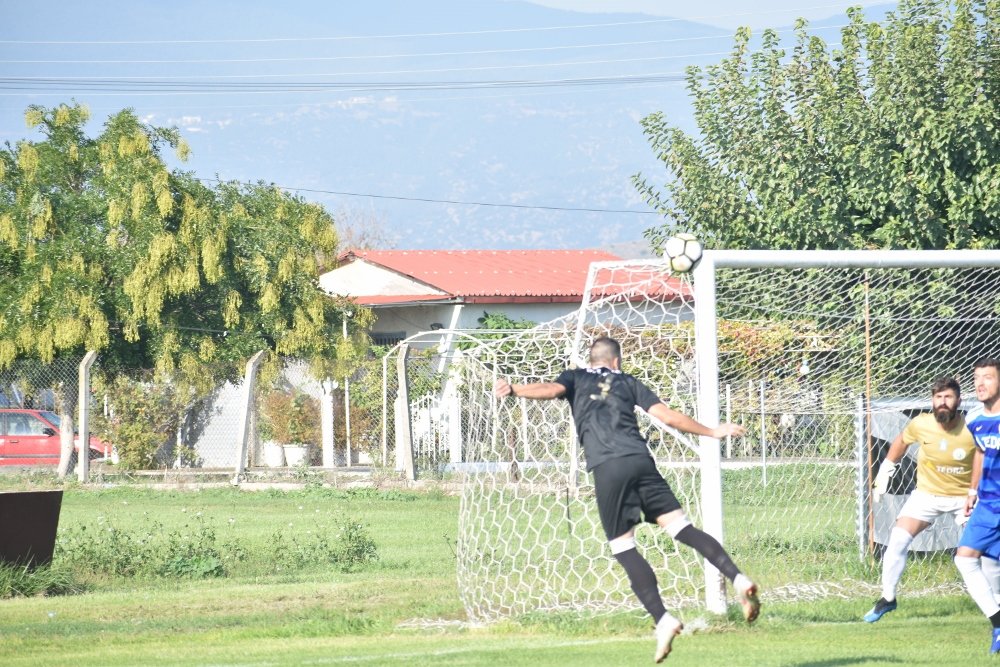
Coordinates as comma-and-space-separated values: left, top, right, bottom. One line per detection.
654, 509, 760, 623
593, 455, 681, 663
982, 556, 1000, 603
610, 533, 682, 663
955, 505, 1000, 653
955, 500, 1000, 603
865, 493, 937, 622
635, 457, 760, 624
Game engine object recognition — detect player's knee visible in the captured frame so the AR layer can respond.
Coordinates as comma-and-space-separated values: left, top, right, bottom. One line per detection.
955, 554, 980, 575
608, 535, 637, 555
663, 515, 691, 539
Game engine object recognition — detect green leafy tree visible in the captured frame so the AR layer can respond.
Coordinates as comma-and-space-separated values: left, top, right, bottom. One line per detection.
0, 103, 370, 473
635, 0, 1000, 252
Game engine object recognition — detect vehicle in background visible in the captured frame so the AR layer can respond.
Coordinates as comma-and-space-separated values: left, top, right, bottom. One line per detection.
0, 408, 111, 466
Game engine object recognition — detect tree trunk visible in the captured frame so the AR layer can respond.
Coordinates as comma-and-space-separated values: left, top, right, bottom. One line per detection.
56, 383, 79, 478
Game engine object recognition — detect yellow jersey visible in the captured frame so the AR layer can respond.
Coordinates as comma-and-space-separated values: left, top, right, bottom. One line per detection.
901, 412, 976, 497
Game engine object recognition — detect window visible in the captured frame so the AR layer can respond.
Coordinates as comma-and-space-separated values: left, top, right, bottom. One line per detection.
6, 413, 47, 436
371, 331, 406, 347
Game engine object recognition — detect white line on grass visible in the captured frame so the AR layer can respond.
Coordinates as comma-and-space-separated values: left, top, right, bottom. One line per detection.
200, 637, 629, 667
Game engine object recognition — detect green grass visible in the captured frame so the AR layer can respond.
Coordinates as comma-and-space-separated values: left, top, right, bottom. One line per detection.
0, 480, 993, 666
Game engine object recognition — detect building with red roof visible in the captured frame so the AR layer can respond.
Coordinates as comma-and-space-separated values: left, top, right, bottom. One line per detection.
319, 249, 623, 345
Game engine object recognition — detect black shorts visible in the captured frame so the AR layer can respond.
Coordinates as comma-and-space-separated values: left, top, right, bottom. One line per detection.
591, 453, 682, 541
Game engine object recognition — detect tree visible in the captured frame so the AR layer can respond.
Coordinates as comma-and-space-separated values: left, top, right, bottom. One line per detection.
635, 0, 1000, 252
0, 103, 371, 473
330, 205, 396, 255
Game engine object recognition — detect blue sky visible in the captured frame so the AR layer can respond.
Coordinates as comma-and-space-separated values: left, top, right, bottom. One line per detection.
1, 1, 898, 251
522, 1, 886, 29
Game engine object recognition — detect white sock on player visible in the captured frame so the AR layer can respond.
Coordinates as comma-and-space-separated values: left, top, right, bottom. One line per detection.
733, 573, 754, 595
881, 526, 913, 602
956, 555, 1000, 617
982, 557, 1000, 604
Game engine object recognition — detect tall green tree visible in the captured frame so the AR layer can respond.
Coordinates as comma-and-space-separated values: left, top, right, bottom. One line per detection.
635, 0, 1000, 252
0, 103, 370, 469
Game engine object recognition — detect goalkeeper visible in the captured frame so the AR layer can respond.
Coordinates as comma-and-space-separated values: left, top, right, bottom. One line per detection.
864, 376, 980, 623
494, 336, 759, 664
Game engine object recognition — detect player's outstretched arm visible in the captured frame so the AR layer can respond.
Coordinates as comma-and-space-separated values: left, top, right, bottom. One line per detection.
647, 402, 746, 439
494, 379, 566, 400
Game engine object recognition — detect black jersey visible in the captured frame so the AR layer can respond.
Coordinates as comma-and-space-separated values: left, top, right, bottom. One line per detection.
554, 366, 662, 471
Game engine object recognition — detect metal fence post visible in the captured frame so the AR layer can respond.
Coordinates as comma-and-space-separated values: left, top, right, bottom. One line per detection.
395, 343, 415, 480
321, 378, 336, 468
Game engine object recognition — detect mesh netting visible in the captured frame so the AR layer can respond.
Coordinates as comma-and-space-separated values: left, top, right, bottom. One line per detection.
454, 256, 1000, 622
455, 263, 703, 622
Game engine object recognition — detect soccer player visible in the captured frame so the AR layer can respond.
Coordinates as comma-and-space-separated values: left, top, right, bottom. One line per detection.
493, 336, 760, 663
956, 357, 1000, 654
863, 376, 978, 623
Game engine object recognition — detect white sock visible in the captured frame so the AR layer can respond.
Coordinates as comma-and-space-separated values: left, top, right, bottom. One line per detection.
733, 573, 754, 595
983, 557, 1000, 604
881, 527, 913, 602
955, 555, 1000, 617
656, 612, 681, 631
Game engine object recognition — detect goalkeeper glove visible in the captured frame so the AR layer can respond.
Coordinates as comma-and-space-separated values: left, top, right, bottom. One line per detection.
872, 459, 897, 503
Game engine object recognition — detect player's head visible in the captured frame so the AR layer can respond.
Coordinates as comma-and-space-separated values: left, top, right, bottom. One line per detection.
929, 375, 960, 424
589, 337, 621, 368
973, 357, 1000, 406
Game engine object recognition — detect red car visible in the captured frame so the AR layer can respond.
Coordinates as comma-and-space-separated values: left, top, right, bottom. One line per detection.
0, 409, 111, 466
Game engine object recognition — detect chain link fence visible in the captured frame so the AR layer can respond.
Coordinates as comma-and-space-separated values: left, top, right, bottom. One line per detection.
0, 353, 378, 475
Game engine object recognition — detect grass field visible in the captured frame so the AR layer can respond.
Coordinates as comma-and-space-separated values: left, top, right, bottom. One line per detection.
0, 477, 994, 666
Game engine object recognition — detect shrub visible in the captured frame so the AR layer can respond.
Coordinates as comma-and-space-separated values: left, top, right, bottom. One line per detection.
260, 390, 321, 445
92, 375, 179, 470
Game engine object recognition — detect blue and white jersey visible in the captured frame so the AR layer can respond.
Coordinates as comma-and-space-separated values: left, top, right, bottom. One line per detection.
969, 412, 1000, 511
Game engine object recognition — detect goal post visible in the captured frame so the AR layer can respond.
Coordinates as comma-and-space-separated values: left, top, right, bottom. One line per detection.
691, 249, 1000, 614
454, 249, 1000, 623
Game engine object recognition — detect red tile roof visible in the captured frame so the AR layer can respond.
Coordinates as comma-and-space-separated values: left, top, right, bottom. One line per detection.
333, 249, 690, 306
339, 249, 622, 304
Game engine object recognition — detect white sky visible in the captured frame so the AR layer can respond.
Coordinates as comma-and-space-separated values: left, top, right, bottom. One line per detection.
520, 1, 896, 29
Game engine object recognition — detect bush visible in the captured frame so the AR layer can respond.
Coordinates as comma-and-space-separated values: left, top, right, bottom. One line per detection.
56, 514, 379, 580
332, 519, 379, 572
260, 390, 321, 445
92, 375, 179, 470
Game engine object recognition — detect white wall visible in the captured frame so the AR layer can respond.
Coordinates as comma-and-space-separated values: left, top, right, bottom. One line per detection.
371, 302, 583, 340
320, 261, 445, 298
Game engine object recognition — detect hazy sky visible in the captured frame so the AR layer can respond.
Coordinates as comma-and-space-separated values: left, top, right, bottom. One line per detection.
521, 1, 896, 29
0, 0, 901, 249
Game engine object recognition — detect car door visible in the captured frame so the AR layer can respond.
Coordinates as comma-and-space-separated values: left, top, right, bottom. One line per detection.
0, 413, 7, 462
3, 411, 59, 464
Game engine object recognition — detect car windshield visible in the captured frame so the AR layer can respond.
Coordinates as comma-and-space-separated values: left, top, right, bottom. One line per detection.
40, 411, 61, 428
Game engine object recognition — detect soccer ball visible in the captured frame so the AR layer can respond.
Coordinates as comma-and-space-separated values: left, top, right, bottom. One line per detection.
662, 233, 703, 273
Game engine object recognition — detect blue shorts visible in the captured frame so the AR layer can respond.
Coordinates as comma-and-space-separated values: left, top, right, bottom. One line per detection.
958, 503, 1000, 560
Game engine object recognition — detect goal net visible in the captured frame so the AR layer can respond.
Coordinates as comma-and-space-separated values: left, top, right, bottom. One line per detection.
454, 250, 1000, 623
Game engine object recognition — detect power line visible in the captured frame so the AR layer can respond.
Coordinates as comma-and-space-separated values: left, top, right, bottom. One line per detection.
0, 52, 730, 81
0, 72, 691, 95
0, 76, 677, 112
197, 178, 662, 215
0, 3, 886, 45
0, 23, 849, 65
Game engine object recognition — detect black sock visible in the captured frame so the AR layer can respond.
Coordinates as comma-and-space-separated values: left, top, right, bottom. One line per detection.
673, 524, 741, 582
614, 547, 667, 622
990, 610, 1000, 628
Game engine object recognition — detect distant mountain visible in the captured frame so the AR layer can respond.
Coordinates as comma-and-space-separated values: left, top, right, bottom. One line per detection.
1, 1, 896, 251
